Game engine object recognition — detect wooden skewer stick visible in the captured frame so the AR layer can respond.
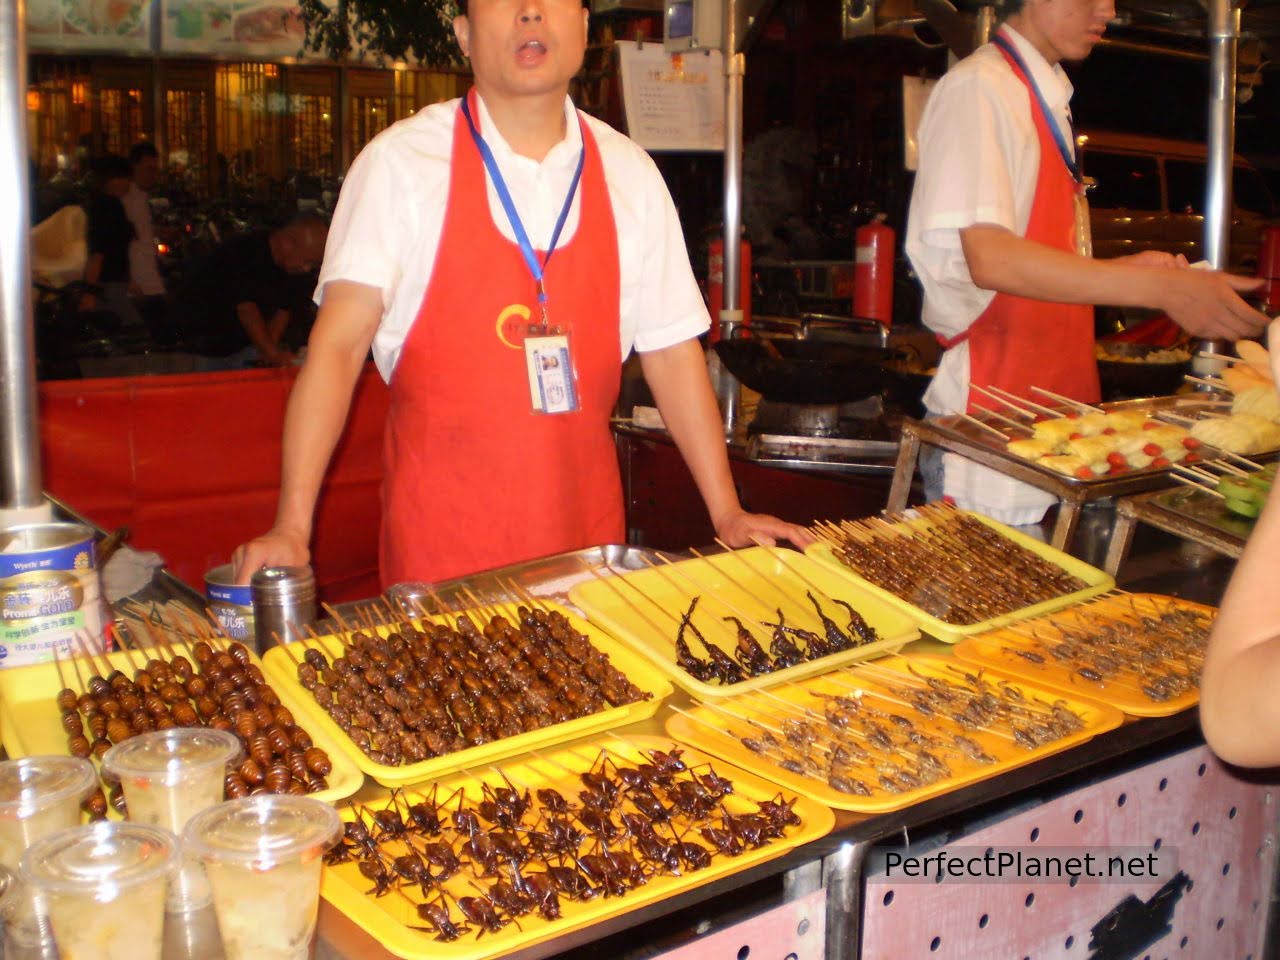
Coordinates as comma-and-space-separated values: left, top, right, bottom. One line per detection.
974, 406, 1036, 435
73, 631, 111, 679
969, 384, 1037, 419
1029, 385, 1100, 413
958, 412, 1013, 441
1173, 463, 1223, 485
813, 671, 1019, 743
67, 643, 88, 693
1197, 352, 1245, 363
504, 578, 553, 614
52, 644, 72, 693
1217, 449, 1264, 471
1202, 459, 1251, 477
113, 627, 145, 671
1184, 374, 1231, 392
1154, 411, 1196, 425
986, 384, 1064, 419
276, 635, 304, 666
748, 687, 933, 756
578, 559, 677, 638
1169, 473, 1225, 497
641, 554, 767, 642
712, 538, 826, 630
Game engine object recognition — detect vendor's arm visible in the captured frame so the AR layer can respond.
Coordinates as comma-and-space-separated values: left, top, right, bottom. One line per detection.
639, 338, 814, 548
231, 280, 382, 581
1200, 317, 1280, 766
236, 302, 294, 366
959, 224, 1266, 340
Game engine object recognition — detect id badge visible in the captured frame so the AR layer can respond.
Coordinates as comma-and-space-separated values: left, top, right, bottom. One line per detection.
1074, 180, 1094, 258
524, 334, 580, 414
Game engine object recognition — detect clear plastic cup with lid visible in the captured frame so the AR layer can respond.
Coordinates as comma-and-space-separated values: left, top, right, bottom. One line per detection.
183, 795, 341, 960
20, 821, 177, 960
0, 756, 97, 871
102, 728, 241, 835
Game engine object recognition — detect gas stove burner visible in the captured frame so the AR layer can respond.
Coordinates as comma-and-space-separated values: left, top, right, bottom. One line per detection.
749, 395, 891, 440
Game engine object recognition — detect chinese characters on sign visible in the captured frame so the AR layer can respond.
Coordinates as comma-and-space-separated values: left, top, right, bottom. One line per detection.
617, 40, 724, 153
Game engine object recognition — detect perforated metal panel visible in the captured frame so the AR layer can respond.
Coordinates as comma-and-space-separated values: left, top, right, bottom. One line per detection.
652, 888, 827, 960
861, 746, 1277, 960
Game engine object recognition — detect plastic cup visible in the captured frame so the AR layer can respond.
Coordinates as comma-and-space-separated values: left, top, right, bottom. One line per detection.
0, 757, 97, 871
183, 795, 341, 960
20, 821, 176, 960
102, 728, 241, 835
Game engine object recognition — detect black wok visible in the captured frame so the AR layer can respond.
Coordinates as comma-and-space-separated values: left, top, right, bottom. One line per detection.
714, 338, 891, 404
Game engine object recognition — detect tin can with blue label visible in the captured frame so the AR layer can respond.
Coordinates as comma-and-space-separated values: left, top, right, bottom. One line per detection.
0, 523, 110, 667
205, 564, 254, 643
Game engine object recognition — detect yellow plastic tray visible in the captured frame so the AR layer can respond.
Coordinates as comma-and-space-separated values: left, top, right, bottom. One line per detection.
665, 654, 1124, 814
567, 547, 921, 698
953, 592, 1214, 718
805, 510, 1115, 644
260, 601, 672, 788
320, 734, 834, 960
0, 644, 362, 808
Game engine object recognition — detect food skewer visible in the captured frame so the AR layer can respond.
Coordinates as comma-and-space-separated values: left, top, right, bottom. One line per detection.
957, 413, 1012, 441
640, 555, 768, 643
971, 406, 1036, 435
1169, 474, 1225, 497
1197, 352, 1246, 363
970, 384, 1038, 419
1184, 374, 1230, 392
985, 384, 1064, 419
1028, 385, 1099, 414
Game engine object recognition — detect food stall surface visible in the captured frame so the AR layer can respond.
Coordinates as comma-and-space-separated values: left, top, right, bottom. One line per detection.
299, 526, 1270, 960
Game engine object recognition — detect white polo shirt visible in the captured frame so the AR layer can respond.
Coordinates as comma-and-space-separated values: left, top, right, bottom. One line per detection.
122, 183, 165, 297
318, 94, 710, 382
905, 26, 1076, 415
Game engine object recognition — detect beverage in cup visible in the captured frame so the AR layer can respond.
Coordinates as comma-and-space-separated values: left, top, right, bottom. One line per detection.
0, 757, 96, 870
21, 821, 176, 960
183, 795, 341, 960
102, 728, 241, 835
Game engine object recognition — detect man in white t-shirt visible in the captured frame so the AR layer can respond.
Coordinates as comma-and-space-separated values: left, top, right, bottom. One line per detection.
122, 142, 172, 344
906, 0, 1266, 499
233, 0, 810, 586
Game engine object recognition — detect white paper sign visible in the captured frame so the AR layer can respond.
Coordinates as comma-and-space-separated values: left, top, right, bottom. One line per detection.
616, 40, 724, 153
902, 75, 938, 172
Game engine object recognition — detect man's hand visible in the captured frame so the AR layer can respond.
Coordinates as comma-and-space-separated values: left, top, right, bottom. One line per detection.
714, 508, 816, 549
1160, 269, 1267, 340
231, 527, 310, 584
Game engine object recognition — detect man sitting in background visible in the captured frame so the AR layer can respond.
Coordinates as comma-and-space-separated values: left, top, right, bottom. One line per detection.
177, 215, 327, 368
122, 141, 172, 345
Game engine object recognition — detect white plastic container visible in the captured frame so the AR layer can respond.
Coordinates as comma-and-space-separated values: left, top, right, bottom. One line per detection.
942, 453, 1057, 528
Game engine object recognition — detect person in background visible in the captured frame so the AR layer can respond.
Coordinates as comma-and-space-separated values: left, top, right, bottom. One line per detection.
231, 0, 811, 588
1200, 319, 1280, 767
906, 0, 1268, 501
180, 215, 328, 368
122, 141, 172, 345
81, 154, 138, 328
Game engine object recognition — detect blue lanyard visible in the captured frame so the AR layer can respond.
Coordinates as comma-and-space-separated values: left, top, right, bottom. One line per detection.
460, 94, 586, 316
992, 32, 1080, 183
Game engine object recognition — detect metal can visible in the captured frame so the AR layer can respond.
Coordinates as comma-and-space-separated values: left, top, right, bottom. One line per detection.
0, 523, 109, 668
205, 564, 254, 643
251, 566, 317, 653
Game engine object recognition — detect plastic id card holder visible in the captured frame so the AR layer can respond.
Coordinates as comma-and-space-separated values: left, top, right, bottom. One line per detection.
524, 334, 580, 414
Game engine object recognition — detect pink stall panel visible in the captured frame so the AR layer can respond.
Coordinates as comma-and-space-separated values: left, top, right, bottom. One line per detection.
651, 888, 827, 960
861, 745, 1276, 960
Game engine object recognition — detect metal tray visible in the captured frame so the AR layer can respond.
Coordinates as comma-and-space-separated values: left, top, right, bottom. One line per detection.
928, 394, 1244, 493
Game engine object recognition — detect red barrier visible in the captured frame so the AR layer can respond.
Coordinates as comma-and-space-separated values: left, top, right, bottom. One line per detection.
39, 366, 388, 603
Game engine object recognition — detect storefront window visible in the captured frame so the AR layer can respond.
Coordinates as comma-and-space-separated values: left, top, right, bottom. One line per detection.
215, 62, 286, 197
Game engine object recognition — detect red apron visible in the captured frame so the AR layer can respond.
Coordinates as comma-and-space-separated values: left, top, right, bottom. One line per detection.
939, 42, 1101, 414
380, 92, 624, 587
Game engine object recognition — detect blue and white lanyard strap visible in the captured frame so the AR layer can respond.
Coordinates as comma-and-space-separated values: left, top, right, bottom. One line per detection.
992, 32, 1081, 184
460, 94, 586, 319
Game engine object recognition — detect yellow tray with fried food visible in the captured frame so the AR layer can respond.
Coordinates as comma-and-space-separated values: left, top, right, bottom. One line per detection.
805, 506, 1114, 644
664, 653, 1124, 814
568, 546, 920, 698
320, 734, 833, 960
952, 592, 1214, 717
261, 600, 671, 788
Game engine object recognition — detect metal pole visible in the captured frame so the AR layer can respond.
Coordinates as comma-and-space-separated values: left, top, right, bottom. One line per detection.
1195, 0, 1240, 379
716, 0, 743, 437
0, 0, 45, 510
1204, 0, 1238, 270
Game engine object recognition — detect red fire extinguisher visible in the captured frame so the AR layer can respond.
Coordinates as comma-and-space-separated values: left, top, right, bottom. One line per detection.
1257, 225, 1280, 314
707, 236, 752, 343
854, 214, 894, 326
